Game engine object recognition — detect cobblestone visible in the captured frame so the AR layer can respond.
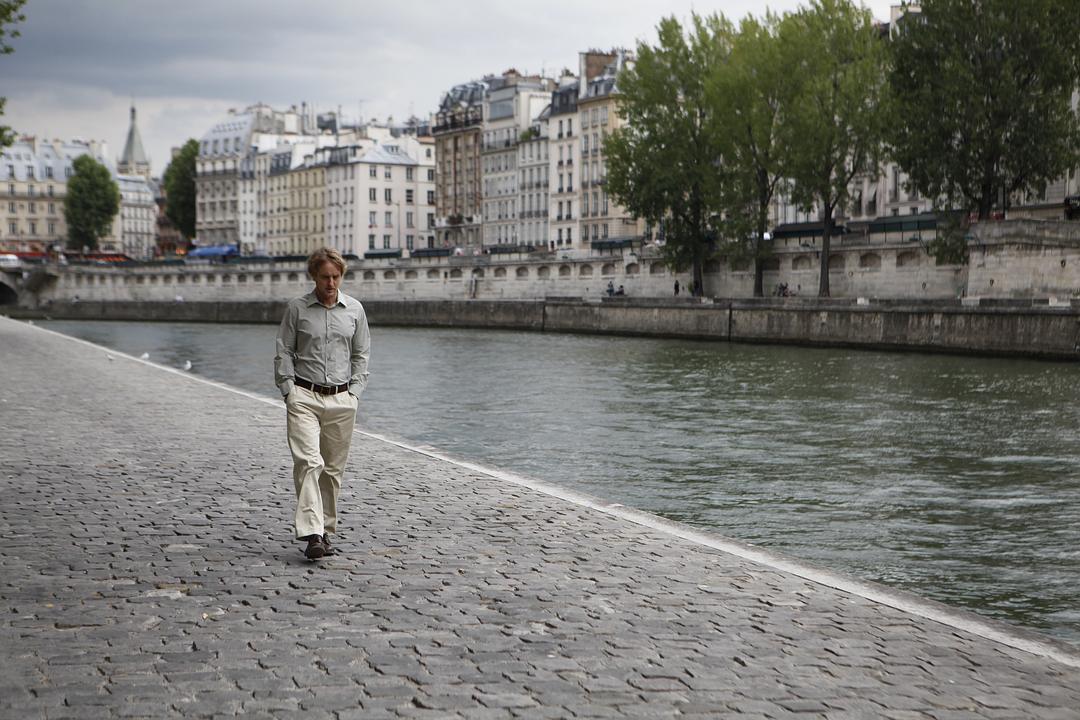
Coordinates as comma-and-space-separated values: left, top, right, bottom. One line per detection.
1, 317, 1079, 718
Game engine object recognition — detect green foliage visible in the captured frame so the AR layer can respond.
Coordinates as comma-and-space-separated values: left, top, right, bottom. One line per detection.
163, 139, 199, 240
778, 0, 890, 296
706, 11, 793, 296
0, 0, 27, 149
64, 155, 120, 251
889, 0, 1080, 220
605, 14, 729, 291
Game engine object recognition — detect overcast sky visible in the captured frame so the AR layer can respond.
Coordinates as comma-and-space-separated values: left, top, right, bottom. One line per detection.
3, 0, 895, 176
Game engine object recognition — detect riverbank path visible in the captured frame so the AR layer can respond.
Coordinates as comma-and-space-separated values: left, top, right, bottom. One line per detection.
2, 316, 1079, 719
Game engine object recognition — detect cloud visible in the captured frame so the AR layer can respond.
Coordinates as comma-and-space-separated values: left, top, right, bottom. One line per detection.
2, 0, 895, 176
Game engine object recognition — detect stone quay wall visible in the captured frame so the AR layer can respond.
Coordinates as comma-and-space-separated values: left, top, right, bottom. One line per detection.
11, 297, 1080, 361
4, 220, 1079, 309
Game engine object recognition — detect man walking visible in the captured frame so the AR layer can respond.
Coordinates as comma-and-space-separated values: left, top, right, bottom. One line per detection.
274, 247, 370, 560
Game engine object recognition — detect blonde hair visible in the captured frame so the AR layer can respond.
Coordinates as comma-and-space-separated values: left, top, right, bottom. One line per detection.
307, 247, 346, 278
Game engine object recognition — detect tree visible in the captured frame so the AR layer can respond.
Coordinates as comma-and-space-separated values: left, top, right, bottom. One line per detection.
779, 0, 890, 297
889, 0, 1080, 222
0, 0, 26, 149
707, 12, 793, 297
64, 155, 120, 251
606, 14, 729, 294
163, 138, 198, 240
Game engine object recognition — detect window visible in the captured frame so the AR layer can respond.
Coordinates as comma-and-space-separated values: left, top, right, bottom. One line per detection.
406, 189, 414, 203
406, 167, 414, 181
383, 234, 391, 248
368, 234, 375, 249
427, 190, 434, 204
7, 202, 13, 213
384, 188, 392, 202
369, 166, 377, 178
406, 235, 414, 250
48, 221, 56, 235
8, 222, 15, 234
406, 211, 414, 228
427, 169, 434, 181
583, 194, 589, 216
567, 119, 573, 136
369, 211, 376, 226
28, 202, 35, 214
45, 166, 53, 179
427, 212, 434, 229
567, 227, 572, 242
385, 211, 393, 226
369, 188, 376, 202
28, 221, 36, 234
26, 165, 33, 179
5, 165, 12, 178
384, 167, 391, 179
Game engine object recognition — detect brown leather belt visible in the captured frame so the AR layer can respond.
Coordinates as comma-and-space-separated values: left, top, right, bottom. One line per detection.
295, 378, 349, 395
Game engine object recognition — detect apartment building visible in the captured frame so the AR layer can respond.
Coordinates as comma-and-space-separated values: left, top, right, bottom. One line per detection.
0, 136, 117, 253
547, 75, 580, 251
518, 109, 550, 248
480, 70, 553, 248
433, 81, 486, 250
576, 50, 644, 250
321, 137, 436, 259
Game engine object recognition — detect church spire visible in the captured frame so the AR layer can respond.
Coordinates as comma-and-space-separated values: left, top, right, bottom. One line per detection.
118, 103, 150, 178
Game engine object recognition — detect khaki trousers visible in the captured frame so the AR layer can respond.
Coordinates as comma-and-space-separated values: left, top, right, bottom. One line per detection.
285, 387, 358, 539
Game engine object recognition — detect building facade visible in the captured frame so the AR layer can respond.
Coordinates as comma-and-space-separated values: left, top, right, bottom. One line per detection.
518, 108, 550, 249
576, 50, 644, 251
196, 103, 324, 251
547, 74, 580, 252
0, 136, 116, 254
480, 70, 553, 248
117, 174, 156, 259
433, 81, 486, 250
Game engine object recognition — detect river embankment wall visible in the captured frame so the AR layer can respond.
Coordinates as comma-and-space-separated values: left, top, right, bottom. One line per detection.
9, 297, 1079, 360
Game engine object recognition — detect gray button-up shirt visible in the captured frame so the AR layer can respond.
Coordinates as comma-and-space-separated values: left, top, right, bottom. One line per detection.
274, 290, 370, 399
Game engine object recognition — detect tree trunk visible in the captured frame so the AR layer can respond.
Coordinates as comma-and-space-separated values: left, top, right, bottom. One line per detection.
818, 210, 833, 297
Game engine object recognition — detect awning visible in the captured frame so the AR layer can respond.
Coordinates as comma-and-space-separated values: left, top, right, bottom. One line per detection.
866, 212, 938, 234
187, 245, 239, 258
771, 222, 850, 240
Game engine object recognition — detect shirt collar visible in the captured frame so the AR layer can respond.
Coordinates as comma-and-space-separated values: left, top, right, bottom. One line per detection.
305, 290, 346, 308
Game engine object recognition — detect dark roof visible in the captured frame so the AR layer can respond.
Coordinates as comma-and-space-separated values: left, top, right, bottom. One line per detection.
866, 212, 939, 233
772, 222, 850, 240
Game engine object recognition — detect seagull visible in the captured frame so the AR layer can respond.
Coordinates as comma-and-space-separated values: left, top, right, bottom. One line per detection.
139, 352, 149, 360
182, 360, 192, 371
106, 354, 115, 361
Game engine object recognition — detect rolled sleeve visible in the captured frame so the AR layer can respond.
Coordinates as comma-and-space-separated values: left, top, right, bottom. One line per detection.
349, 305, 371, 400
274, 303, 299, 397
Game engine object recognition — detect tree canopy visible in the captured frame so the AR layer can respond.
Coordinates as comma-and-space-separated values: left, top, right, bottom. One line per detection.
778, 0, 890, 296
889, 0, 1080, 221
707, 12, 793, 297
163, 138, 199, 241
605, 14, 729, 293
64, 155, 120, 251
0, 0, 26, 149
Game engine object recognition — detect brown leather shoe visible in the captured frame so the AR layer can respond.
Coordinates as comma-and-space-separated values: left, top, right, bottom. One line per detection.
322, 534, 335, 556
304, 535, 326, 559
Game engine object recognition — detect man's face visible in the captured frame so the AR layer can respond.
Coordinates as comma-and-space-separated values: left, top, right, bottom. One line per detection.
313, 261, 341, 305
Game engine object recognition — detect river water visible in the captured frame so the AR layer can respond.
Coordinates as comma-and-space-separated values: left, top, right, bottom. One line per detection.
39, 319, 1080, 645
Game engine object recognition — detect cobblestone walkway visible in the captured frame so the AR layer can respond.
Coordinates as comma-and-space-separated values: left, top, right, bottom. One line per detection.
2, 317, 1079, 719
